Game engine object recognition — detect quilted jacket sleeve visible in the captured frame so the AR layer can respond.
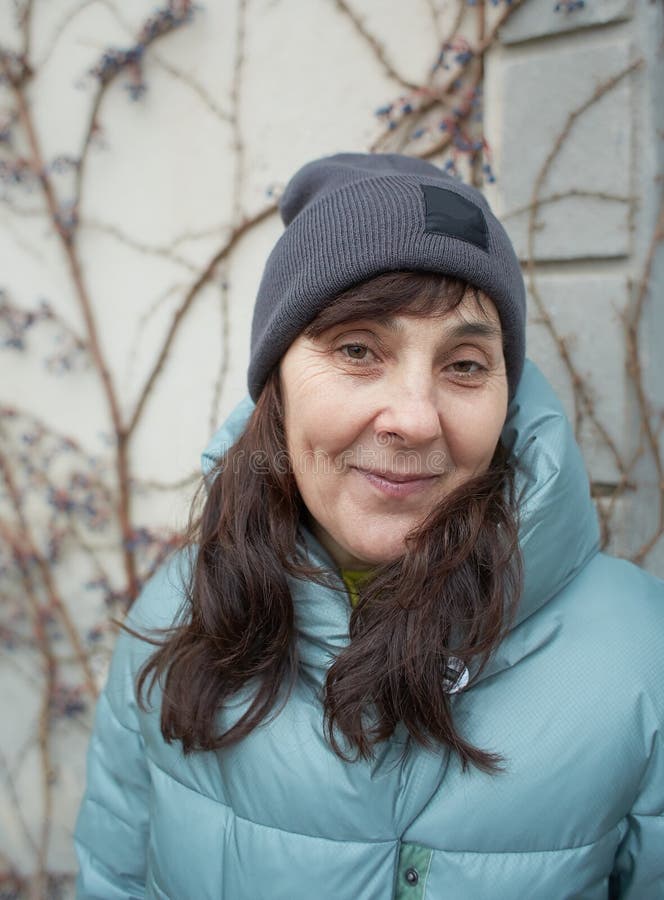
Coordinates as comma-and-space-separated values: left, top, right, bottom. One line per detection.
73, 602, 154, 900
74, 676, 150, 899
609, 701, 664, 897
74, 551, 190, 899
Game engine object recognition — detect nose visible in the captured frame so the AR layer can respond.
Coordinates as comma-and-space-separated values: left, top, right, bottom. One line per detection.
373, 372, 443, 448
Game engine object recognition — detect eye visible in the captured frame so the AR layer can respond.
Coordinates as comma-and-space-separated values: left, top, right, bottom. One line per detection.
338, 343, 375, 364
447, 359, 487, 378
452, 359, 484, 375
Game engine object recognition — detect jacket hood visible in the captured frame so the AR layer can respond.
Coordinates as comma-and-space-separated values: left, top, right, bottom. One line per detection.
201, 360, 600, 679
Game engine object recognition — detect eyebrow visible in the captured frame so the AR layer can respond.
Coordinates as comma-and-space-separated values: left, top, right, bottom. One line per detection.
446, 321, 502, 341
370, 315, 503, 342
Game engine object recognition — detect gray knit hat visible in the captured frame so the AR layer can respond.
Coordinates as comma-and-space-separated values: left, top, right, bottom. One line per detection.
248, 152, 525, 401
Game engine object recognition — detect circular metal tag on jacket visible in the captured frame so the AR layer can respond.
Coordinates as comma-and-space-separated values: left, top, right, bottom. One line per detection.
443, 657, 470, 694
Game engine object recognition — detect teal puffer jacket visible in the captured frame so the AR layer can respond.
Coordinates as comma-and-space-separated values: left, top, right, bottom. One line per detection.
74, 361, 664, 900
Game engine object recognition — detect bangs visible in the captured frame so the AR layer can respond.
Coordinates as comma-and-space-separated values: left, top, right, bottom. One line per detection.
303, 271, 491, 339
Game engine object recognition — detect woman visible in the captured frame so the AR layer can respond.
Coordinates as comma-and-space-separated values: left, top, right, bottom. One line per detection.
74, 153, 664, 899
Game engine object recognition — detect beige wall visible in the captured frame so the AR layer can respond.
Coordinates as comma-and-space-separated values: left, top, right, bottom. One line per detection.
0, 0, 661, 893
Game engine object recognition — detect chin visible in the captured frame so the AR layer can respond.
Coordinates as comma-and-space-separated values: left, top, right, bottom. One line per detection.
342, 531, 409, 567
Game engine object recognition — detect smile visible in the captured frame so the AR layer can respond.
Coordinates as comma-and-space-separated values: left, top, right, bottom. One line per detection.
353, 467, 439, 498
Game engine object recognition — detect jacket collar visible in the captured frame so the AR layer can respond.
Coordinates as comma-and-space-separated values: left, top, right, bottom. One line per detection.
201, 360, 600, 675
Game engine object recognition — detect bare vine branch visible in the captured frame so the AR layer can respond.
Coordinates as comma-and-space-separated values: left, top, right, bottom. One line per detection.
525, 58, 644, 469
626, 195, 664, 563
333, 0, 420, 91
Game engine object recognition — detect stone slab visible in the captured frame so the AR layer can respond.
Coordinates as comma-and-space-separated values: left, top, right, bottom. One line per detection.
500, 0, 633, 46
494, 40, 634, 261
595, 494, 634, 559
525, 274, 632, 484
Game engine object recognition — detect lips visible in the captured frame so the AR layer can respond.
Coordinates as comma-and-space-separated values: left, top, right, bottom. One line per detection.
352, 466, 440, 499
356, 468, 437, 484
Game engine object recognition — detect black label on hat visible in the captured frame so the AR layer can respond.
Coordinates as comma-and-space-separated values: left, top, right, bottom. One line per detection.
421, 184, 489, 251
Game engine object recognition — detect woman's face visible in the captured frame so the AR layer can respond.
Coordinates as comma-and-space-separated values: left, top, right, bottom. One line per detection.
279, 289, 508, 569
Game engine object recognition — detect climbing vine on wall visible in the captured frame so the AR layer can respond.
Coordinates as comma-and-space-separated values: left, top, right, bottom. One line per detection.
0, 0, 661, 896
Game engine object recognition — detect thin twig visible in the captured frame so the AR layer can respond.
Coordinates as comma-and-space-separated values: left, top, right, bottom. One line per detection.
333, 0, 420, 91
34, 0, 102, 71
0, 746, 39, 857
502, 188, 632, 222
471, 0, 486, 188
18, 0, 35, 64
525, 58, 644, 470
82, 218, 199, 272
209, 274, 231, 436
0, 454, 98, 699
0, 517, 54, 900
132, 469, 200, 492
126, 203, 276, 437
229, 0, 249, 223
150, 50, 232, 123
74, 1, 194, 219
626, 194, 664, 563
1, 51, 139, 600
423, 0, 446, 44
369, 0, 523, 155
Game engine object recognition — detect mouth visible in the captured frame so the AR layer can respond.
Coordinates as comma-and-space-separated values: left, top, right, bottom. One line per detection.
357, 468, 437, 483
352, 467, 440, 498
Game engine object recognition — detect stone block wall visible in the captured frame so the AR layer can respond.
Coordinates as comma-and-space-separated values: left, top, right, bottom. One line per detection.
485, 0, 663, 572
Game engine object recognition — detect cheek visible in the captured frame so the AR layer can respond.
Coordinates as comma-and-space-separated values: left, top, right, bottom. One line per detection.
445, 394, 507, 469
286, 387, 364, 458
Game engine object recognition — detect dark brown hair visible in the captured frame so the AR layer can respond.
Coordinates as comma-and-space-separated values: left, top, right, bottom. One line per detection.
133, 271, 523, 773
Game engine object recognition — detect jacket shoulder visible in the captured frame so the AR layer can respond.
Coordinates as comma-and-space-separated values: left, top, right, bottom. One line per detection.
557, 551, 664, 706
572, 552, 664, 627
102, 547, 194, 721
